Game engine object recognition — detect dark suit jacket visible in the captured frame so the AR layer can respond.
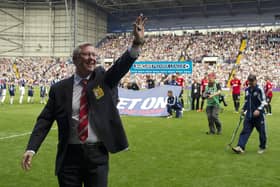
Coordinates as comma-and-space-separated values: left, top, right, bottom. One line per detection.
26, 51, 137, 175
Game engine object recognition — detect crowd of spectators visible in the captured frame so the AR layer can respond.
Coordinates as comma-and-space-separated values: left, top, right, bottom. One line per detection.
99, 29, 280, 89
0, 56, 74, 85
1, 29, 280, 90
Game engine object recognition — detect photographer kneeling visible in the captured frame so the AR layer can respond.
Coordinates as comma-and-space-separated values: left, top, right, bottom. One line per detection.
166, 90, 183, 118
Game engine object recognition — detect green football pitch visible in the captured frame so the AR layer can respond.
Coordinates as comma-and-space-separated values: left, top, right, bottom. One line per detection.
0, 91, 279, 187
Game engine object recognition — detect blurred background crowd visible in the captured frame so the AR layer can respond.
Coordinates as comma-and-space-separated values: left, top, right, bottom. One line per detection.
1, 29, 280, 91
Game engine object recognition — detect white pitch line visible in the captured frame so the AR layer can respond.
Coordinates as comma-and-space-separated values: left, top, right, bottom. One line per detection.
0, 128, 57, 140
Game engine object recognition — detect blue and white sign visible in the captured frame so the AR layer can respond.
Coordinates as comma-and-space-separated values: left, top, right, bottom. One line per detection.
117, 85, 182, 116
130, 61, 193, 74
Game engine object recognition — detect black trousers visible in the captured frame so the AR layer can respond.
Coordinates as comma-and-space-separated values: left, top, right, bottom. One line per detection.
57, 143, 109, 187
232, 94, 240, 112
237, 115, 267, 150
191, 96, 200, 110
200, 97, 206, 110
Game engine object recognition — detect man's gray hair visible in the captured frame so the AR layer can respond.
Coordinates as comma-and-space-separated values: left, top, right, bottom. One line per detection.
72, 42, 94, 61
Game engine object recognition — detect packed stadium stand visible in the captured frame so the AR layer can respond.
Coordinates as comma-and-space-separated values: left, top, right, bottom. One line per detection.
0, 0, 280, 88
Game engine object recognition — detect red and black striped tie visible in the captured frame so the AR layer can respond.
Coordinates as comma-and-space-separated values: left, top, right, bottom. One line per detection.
78, 79, 88, 142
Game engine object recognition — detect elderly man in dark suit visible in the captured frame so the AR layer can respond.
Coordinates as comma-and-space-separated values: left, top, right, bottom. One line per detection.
21, 15, 147, 187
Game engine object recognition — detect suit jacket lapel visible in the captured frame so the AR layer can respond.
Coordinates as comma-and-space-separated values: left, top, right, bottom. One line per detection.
64, 76, 74, 121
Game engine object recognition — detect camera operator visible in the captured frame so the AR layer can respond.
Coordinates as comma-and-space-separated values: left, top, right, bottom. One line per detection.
127, 81, 140, 90
166, 90, 183, 118
203, 73, 223, 135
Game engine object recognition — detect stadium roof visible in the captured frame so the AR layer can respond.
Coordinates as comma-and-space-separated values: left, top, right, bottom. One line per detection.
4, 0, 280, 18
92, 0, 280, 19
3, 0, 280, 31
3, 0, 280, 21
90, 0, 280, 32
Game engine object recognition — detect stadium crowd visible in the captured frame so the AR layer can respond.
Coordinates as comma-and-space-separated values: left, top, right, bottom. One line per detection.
0, 56, 74, 85
99, 29, 280, 89
1, 29, 280, 104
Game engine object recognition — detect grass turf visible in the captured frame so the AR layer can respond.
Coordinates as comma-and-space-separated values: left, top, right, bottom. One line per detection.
0, 91, 279, 187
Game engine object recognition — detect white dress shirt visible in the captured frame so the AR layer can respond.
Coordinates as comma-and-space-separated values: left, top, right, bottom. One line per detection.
68, 74, 99, 144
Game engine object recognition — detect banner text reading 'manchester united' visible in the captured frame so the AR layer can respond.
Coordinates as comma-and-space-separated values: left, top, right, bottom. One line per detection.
129, 61, 193, 74
117, 85, 182, 116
